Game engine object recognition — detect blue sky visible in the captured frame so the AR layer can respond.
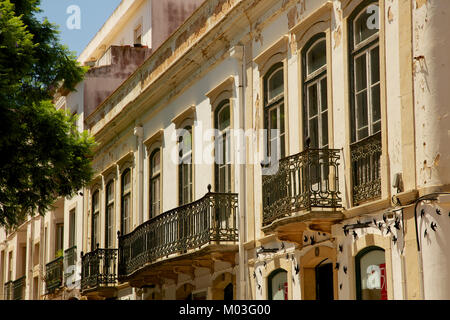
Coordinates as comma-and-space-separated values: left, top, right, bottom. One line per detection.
36, 0, 122, 58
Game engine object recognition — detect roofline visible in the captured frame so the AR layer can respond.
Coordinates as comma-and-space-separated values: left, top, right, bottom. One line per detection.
77, 0, 145, 64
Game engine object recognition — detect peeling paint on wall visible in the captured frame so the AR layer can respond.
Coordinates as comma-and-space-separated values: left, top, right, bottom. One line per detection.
416, 0, 427, 9
387, 6, 394, 23
287, 6, 298, 30
333, 26, 341, 49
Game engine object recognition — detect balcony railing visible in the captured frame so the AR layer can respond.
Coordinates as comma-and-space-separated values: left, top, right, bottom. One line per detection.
262, 148, 341, 226
351, 132, 382, 206
45, 256, 63, 294
13, 276, 25, 300
64, 246, 77, 282
118, 192, 238, 279
3, 281, 13, 300
81, 248, 118, 292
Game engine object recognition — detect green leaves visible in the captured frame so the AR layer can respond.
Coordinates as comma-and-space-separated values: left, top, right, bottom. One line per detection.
0, 0, 95, 228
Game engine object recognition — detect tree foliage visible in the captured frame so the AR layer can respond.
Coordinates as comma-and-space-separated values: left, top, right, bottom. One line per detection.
0, 0, 94, 227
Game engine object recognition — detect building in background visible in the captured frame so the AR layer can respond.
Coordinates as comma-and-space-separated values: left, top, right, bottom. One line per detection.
2, 0, 450, 301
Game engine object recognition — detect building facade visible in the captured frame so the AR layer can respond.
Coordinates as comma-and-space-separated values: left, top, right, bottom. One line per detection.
2, 0, 450, 300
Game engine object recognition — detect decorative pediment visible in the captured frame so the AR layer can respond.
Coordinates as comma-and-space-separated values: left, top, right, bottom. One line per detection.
171, 105, 196, 128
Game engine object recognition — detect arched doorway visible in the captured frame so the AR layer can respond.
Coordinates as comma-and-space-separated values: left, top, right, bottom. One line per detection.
315, 259, 334, 300
355, 246, 387, 300
211, 272, 235, 300
268, 269, 288, 300
300, 246, 337, 300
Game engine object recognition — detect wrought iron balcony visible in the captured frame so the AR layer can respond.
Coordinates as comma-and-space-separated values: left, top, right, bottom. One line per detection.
118, 192, 238, 279
3, 281, 13, 300
81, 248, 118, 293
351, 132, 382, 206
45, 256, 63, 294
262, 148, 341, 227
12, 276, 25, 300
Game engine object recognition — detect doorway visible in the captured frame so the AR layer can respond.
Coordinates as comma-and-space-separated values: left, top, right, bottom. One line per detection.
315, 261, 334, 300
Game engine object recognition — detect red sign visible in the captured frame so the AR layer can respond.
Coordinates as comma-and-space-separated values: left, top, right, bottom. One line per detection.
284, 282, 288, 300
380, 263, 387, 300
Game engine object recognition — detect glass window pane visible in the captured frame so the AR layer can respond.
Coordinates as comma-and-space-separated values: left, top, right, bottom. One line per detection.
280, 104, 285, 134
371, 84, 381, 124
215, 135, 224, 165
93, 214, 98, 246
356, 91, 368, 130
358, 249, 387, 300
280, 134, 285, 159
321, 111, 328, 148
355, 55, 367, 92
123, 195, 130, 234
151, 177, 160, 217
218, 104, 230, 131
123, 171, 131, 191
219, 166, 225, 193
227, 164, 231, 193
309, 117, 319, 149
225, 134, 231, 164
151, 151, 160, 175
370, 46, 380, 84
320, 78, 328, 112
308, 84, 318, 117
268, 69, 284, 101
354, 6, 379, 46
270, 108, 278, 130
181, 127, 192, 157
107, 183, 114, 203
373, 121, 381, 134
93, 192, 99, 213
307, 39, 327, 75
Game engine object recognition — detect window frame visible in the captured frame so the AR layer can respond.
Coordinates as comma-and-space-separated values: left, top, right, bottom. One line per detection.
214, 100, 232, 193
178, 126, 193, 206
263, 62, 286, 165
121, 168, 132, 235
149, 148, 161, 219
355, 245, 386, 300
91, 190, 100, 250
349, 0, 381, 144
267, 268, 288, 300
68, 208, 76, 248
105, 180, 115, 248
301, 33, 329, 150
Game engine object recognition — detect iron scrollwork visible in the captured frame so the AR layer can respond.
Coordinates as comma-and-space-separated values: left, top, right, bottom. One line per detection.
118, 192, 238, 279
262, 148, 342, 226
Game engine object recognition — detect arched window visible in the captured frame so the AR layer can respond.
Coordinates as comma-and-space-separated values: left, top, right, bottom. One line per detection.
105, 181, 114, 248
349, 0, 382, 205
215, 100, 231, 193
179, 126, 192, 205
264, 63, 286, 165
268, 268, 288, 300
355, 246, 387, 300
350, 0, 380, 142
302, 34, 328, 149
121, 169, 131, 235
91, 190, 100, 250
150, 149, 161, 218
